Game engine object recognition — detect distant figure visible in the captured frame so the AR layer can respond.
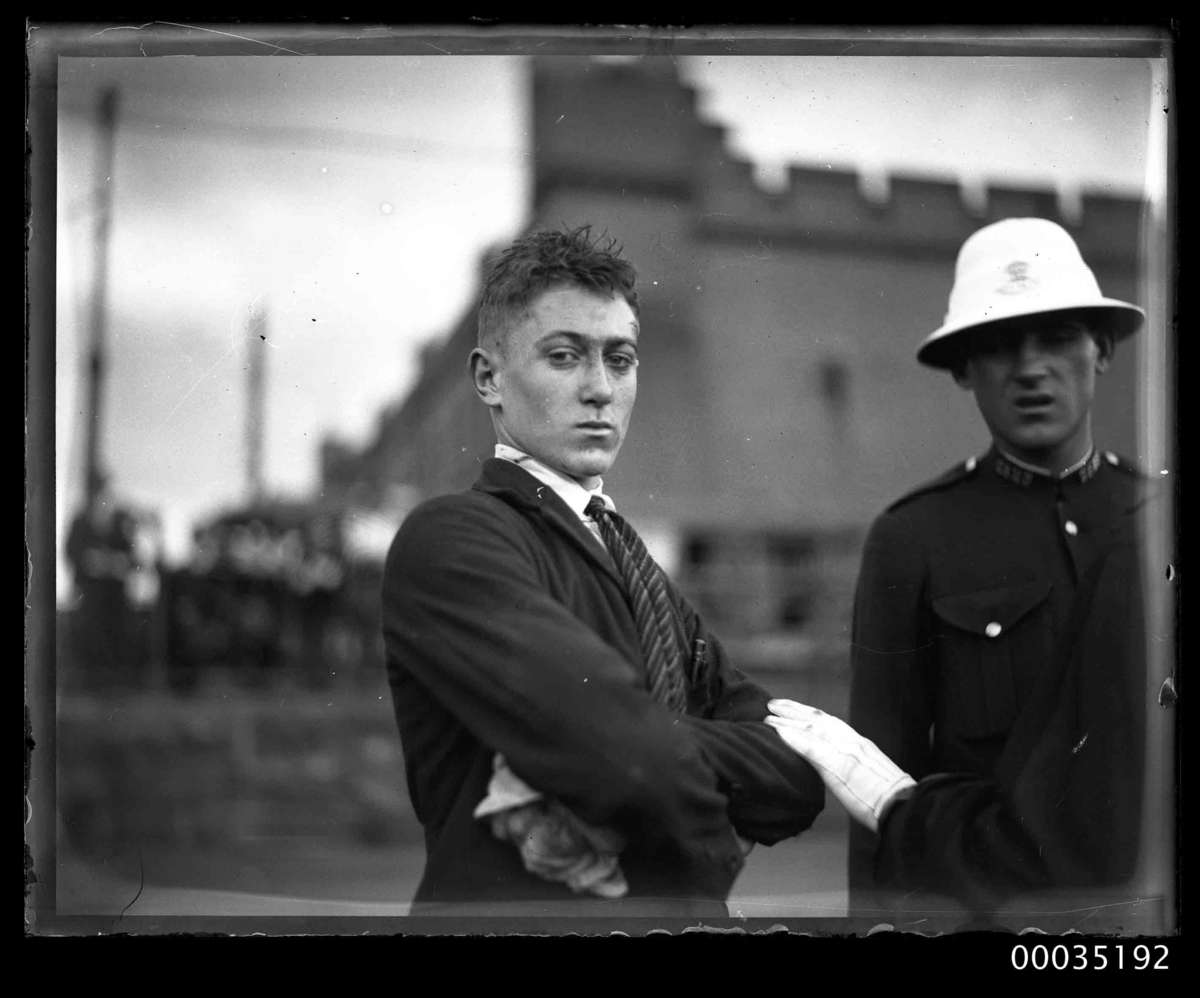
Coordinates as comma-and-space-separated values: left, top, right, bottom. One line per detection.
380, 226, 823, 916
227, 519, 284, 684
766, 217, 1157, 920
291, 517, 347, 686
163, 526, 231, 687
64, 477, 136, 680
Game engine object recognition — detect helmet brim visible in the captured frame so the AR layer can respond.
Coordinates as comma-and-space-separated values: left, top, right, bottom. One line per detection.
916, 300, 1145, 370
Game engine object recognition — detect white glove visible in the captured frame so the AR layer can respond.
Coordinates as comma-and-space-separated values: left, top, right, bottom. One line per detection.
765, 699, 916, 833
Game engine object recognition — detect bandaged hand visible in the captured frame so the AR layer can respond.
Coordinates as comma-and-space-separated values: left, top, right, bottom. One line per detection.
474, 754, 629, 898
764, 700, 916, 833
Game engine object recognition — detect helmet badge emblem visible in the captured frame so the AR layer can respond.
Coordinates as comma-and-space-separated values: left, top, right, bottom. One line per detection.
996, 260, 1036, 295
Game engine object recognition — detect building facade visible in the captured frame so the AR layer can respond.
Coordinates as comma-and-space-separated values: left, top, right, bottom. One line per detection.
324, 57, 1148, 665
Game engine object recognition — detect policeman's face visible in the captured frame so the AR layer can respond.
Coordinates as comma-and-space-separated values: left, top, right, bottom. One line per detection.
954, 316, 1112, 471
474, 285, 639, 489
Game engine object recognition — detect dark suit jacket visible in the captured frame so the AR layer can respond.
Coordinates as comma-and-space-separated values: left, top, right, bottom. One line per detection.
847, 448, 1153, 918
382, 458, 824, 916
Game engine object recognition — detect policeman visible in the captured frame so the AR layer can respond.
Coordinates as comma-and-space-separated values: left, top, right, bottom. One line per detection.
770, 217, 1154, 921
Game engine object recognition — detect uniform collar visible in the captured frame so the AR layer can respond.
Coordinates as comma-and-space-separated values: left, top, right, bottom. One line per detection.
991, 445, 1103, 489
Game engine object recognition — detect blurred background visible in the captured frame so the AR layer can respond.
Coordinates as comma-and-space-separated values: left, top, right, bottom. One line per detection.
40, 35, 1173, 923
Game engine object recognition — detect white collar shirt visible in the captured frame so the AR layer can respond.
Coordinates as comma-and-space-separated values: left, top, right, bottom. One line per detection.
494, 444, 614, 548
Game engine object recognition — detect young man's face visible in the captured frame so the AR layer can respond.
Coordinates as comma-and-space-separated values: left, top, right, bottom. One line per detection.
481, 285, 639, 489
954, 315, 1112, 472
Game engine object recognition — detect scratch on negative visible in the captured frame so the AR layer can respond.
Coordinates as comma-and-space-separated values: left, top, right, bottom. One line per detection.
117, 850, 145, 921
155, 21, 306, 55
166, 343, 238, 420
422, 41, 452, 54
88, 22, 158, 37
1071, 732, 1089, 754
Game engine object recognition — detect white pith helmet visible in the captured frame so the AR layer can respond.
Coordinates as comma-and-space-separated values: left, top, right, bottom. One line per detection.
917, 217, 1145, 369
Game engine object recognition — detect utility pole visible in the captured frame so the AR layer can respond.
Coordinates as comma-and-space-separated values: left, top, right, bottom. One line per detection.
83, 87, 119, 505
246, 303, 268, 503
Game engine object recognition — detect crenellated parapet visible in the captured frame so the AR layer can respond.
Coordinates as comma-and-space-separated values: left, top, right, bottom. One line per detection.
531, 56, 1146, 263
984, 183, 1060, 224
693, 161, 981, 256
693, 135, 1143, 259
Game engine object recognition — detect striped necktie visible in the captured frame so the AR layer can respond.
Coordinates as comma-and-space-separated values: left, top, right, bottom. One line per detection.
585, 497, 690, 712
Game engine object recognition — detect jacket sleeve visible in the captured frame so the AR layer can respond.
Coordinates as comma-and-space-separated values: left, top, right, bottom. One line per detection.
381, 495, 743, 892
672, 596, 826, 845
847, 509, 936, 905
871, 530, 1147, 911
869, 775, 1047, 911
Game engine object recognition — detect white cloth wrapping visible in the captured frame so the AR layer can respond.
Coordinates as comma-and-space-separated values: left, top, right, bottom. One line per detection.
474, 753, 629, 898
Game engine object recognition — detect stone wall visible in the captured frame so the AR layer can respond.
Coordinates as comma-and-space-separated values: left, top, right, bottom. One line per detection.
57, 686, 421, 857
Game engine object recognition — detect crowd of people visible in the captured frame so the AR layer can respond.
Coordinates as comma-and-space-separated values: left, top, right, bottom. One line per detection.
62, 491, 385, 692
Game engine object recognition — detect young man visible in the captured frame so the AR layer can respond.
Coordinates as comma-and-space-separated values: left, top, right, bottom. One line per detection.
768, 217, 1154, 920
381, 226, 824, 917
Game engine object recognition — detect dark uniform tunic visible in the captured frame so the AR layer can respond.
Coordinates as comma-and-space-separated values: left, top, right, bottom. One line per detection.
847, 446, 1153, 917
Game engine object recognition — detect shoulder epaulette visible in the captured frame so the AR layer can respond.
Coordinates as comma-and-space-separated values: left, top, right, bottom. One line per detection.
886, 454, 982, 512
1100, 450, 1154, 480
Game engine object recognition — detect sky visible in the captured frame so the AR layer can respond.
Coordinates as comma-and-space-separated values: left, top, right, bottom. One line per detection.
50, 42, 1168, 593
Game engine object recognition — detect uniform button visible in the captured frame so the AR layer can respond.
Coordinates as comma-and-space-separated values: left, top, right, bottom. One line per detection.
1105, 451, 1119, 466
985, 621, 1002, 638
1064, 520, 1079, 536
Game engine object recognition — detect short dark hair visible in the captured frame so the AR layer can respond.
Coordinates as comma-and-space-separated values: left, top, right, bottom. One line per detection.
477, 225, 639, 350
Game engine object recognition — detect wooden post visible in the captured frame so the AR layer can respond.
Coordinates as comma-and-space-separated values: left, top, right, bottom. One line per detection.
83, 87, 119, 503
246, 304, 268, 503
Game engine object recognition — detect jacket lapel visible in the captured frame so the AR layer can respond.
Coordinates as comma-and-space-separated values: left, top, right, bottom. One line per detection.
472, 458, 623, 586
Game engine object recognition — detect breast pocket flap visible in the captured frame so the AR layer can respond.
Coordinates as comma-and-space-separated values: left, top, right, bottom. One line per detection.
931, 580, 1053, 737
932, 580, 1052, 636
